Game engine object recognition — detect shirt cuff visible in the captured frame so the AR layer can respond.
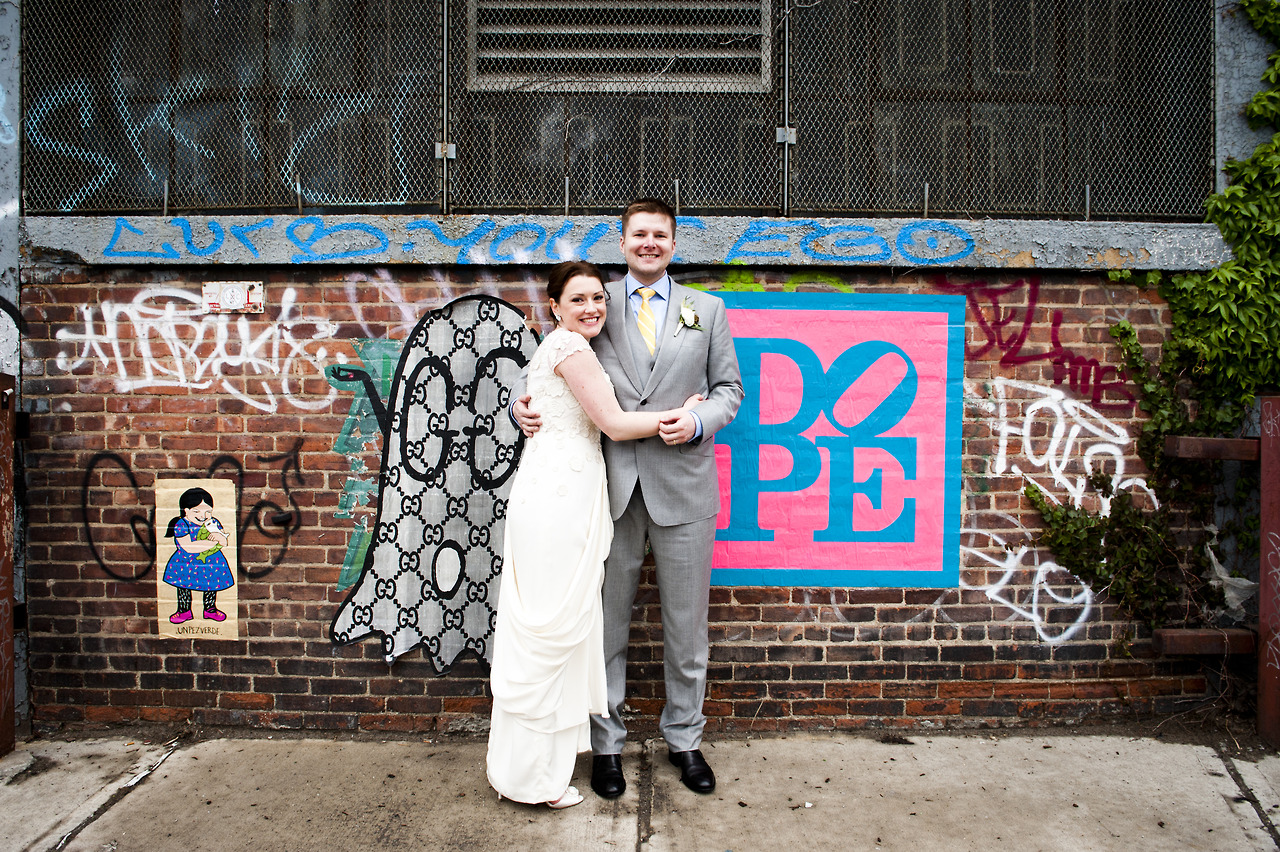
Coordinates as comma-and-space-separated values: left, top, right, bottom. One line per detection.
688, 410, 703, 443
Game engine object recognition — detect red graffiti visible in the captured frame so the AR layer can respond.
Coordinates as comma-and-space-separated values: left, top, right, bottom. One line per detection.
937, 275, 1135, 411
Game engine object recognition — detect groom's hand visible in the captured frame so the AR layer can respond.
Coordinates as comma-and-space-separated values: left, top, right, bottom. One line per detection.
513, 395, 541, 437
658, 410, 696, 445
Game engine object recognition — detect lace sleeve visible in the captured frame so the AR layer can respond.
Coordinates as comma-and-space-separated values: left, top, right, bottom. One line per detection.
544, 329, 595, 371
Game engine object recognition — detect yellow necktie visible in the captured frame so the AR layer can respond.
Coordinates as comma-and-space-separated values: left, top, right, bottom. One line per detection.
636, 287, 657, 355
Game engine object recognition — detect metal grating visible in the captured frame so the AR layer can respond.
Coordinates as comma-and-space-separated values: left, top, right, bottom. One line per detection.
447, 0, 780, 213
467, 0, 772, 93
22, 0, 443, 214
22, 0, 1214, 219
786, 0, 1216, 219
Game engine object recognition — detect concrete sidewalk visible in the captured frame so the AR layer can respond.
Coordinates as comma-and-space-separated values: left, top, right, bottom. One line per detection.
2, 727, 1278, 852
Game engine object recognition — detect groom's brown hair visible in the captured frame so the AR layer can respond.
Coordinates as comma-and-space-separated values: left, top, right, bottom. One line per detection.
621, 197, 676, 234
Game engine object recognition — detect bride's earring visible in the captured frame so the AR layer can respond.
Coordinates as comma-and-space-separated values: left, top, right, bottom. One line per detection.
553, 314, 562, 323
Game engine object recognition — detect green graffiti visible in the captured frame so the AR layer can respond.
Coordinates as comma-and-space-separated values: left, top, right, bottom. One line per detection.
337, 519, 372, 592
328, 337, 404, 588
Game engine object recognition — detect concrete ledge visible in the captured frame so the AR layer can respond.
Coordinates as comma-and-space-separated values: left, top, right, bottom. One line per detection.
1153, 628, 1257, 656
22, 215, 1231, 270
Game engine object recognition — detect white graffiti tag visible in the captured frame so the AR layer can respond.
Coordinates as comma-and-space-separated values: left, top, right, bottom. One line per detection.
959, 521, 1094, 644
1265, 531, 1280, 672
989, 378, 1153, 512
55, 286, 340, 412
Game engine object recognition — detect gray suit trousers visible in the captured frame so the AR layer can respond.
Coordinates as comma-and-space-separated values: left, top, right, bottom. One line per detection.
590, 482, 716, 755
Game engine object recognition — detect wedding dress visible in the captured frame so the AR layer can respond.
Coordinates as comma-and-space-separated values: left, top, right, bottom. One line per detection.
486, 328, 611, 803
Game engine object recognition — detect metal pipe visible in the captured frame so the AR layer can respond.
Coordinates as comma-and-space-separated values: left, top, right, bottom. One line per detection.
163, 179, 169, 217
1085, 184, 1091, 221
674, 179, 680, 216
564, 176, 570, 216
441, 0, 451, 214
781, 0, 791, 217
923, 182, 929, 219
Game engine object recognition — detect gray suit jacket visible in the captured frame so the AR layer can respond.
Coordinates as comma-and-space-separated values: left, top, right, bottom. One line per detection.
592, 279, 744, 526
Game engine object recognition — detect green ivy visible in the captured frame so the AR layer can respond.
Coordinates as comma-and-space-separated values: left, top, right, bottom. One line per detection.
1029, 0, 1280, 628
1024, 475, 1188, 629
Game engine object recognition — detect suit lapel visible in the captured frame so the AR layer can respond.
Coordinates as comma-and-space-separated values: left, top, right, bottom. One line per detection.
643, 283, 690, 396
605, 279, 645, 392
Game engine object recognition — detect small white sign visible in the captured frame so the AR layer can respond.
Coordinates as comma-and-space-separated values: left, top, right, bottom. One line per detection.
202, 281, 265, 314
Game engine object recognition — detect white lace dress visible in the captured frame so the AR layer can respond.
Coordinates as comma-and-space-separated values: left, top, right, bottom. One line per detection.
486, 328, 611, 803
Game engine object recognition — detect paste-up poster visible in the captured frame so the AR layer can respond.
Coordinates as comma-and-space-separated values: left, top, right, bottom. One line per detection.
713, 292, 965, 587
156, 478, 239, 639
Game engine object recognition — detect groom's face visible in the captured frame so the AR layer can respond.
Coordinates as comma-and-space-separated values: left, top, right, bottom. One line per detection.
620, 211, 675, 285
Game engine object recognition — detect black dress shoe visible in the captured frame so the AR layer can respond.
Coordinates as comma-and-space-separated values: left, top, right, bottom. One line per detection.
591, 754, 626, 799
668, 749, 716, 793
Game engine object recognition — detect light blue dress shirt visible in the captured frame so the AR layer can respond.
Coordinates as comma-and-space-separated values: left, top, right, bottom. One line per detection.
624, 273, 703, 441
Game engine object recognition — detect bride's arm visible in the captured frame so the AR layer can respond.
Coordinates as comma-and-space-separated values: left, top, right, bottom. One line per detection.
556, 350, 688, 442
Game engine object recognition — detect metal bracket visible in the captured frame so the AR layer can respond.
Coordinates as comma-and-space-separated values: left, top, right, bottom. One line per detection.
775, 127, 797, 145
434, 142, 457, 160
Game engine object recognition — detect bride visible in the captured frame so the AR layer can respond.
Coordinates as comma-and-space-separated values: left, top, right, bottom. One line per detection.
486, 261, 700, 809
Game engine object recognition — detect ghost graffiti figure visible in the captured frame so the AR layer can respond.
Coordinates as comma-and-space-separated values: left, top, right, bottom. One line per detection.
330, 295, 537, 671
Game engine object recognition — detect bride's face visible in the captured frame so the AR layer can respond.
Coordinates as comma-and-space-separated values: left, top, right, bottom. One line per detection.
552, 275, 607, 338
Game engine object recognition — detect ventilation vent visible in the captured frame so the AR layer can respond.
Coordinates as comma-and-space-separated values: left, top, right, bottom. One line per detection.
467, 0, 772, 93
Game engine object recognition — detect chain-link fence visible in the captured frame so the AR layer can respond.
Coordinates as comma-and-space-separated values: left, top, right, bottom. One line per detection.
23, 0, 1214, 220
22, 0, 443, 214
787, 0, 1216, 219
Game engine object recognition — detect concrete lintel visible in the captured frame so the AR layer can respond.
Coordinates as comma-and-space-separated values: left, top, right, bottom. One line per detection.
21, 214, 1232, 271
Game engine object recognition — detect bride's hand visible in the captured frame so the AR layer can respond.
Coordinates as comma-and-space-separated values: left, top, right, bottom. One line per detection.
681, 393, 704, 410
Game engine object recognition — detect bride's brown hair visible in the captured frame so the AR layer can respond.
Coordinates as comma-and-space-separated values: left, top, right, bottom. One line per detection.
547, 260, 606, 302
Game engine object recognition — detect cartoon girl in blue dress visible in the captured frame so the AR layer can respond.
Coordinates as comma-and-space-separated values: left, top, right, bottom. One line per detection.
163, 487, 234, 623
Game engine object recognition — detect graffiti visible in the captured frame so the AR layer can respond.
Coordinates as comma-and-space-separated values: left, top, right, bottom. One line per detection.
710, 292, 964, 587
85, 214, 980, 268
330, 295, 538, 670
25, 43, 429, 211
959, 374, 1149, 642
725, 219, 974, 266
987, 378, 1150, 512
939, 276, 1134, 410
326, 337, 402, 592
81, 443, 303, 581
54, 286, 340, 413
24, 81, 120, 210
1266, 532, 1280, 672
1262, 399, 1280, 439
958, 521, 1095, 644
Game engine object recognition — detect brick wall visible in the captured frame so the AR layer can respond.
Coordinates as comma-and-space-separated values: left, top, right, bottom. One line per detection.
17, 262, 1210, 733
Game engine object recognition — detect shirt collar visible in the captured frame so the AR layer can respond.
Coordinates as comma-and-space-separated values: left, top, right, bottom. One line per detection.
625, 272, 672, 301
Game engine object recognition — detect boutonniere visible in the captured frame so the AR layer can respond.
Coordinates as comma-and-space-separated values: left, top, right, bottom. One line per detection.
675, 297, 703, 335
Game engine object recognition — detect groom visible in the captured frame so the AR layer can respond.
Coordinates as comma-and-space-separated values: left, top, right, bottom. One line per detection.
515, 198, 743, 797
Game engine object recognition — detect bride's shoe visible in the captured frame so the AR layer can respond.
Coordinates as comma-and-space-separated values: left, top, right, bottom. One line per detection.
548, 786, 583, 809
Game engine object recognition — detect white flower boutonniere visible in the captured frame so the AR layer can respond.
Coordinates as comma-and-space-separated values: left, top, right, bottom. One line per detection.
676, 297, 703, 336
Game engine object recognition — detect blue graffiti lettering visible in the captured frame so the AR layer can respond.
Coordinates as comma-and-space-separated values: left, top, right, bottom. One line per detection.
286, 217, 390, 263
25, 82, 120, 210
545, 221, 576, 261
800, 224, 892, 264
407, 219, 497, 265
229, 219, 275, 258
489, 223, 548, 262
725, 220, 799, 263
103, 217, 180, 259
575, 222, 613, 261
171, 218, 226, 257
895, 220, 975, 265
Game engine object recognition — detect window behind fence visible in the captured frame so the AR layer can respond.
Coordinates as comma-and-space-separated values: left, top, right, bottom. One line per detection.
22, 0, 1214, 220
